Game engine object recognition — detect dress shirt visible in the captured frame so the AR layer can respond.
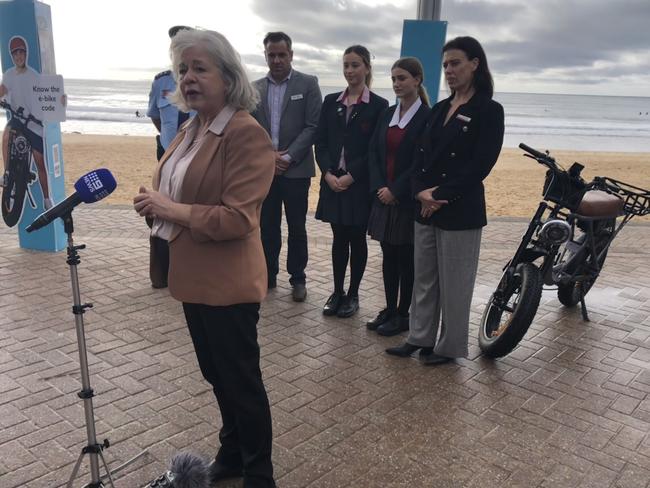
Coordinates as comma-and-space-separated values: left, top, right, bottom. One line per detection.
266, 70, 292, 161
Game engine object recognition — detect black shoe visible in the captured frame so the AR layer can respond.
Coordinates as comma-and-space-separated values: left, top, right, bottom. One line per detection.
385, 342, 421, 357
397, 313, 410, 330
420, 352, 454, 366
366, 309, 395, 330
376, 317, 406, 336
337, 295, 359, 318
292, 283, 307, 302
323, 292, 344, 316
208, 459, 243, 483
267, 277, 277, 290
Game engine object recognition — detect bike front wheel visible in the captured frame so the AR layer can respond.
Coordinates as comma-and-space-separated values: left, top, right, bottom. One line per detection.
2, 165, 27, 227
479, 263, 543, 358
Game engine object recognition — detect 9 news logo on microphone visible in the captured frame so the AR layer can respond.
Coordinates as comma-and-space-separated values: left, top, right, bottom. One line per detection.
72, 168, 117, 203
81, 170, 111, 200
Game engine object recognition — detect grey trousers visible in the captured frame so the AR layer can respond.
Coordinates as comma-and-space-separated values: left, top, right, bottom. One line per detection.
407, 222, 482, 358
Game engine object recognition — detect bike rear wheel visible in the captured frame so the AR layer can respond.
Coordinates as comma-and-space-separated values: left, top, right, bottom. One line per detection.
479, 263, 543, 358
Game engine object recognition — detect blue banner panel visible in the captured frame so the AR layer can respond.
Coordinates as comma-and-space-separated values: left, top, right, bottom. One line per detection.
400, 20, 448, 104
0, 0, 66, 251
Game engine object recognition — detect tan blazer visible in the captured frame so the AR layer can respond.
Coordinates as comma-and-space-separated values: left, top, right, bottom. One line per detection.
152, 110, 275, 306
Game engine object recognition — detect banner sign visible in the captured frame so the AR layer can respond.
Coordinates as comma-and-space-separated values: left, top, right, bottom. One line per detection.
401, 20, 448, 104
31, 74, 66, 122
0, 0, 66, 251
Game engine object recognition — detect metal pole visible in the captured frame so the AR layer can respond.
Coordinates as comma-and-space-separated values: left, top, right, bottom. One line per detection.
417, 0, 442, 20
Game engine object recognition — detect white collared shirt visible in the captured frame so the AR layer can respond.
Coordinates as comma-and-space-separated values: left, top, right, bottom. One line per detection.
152, 105, 237, 240
266, 70, 292, 152
388, 97, 423, 129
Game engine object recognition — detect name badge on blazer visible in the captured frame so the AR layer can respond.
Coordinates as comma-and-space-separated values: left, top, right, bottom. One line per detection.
456, 114, 471, 123
290, 94, 304, 101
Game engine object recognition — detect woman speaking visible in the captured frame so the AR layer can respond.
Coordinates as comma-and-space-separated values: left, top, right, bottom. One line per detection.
134, 29, 276, 487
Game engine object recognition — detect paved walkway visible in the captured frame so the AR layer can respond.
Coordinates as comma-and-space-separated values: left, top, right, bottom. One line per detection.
1, 207, 649, 488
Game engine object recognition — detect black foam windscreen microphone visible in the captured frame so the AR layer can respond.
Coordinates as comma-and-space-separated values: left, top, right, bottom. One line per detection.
26, 168, 117, 232
144, 452, 210, 488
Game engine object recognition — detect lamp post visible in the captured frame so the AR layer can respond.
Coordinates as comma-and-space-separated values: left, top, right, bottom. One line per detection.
417, 0, 442, 21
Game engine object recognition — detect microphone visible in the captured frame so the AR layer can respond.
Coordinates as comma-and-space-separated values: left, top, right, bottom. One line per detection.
144, 452, 210, 488
26, 168, 117, 232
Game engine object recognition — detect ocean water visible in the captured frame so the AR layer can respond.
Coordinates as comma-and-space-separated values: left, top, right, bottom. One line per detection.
58, 78, 650, 153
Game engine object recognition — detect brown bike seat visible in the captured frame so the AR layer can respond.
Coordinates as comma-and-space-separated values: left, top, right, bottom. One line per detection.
577, 190, 624, 217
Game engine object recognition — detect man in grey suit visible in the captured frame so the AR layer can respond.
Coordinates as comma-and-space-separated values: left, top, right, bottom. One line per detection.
252, 32, 322, 302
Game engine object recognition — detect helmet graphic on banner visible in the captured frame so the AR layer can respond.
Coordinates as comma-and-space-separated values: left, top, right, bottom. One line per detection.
9, 36, 27, 54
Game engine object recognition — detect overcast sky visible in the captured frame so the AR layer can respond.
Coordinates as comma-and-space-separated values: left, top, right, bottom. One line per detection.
40, 0, 650, 96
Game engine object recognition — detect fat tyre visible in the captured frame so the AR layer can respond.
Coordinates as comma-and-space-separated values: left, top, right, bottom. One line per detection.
479, 263, 543, 358
2, 165, 26, 227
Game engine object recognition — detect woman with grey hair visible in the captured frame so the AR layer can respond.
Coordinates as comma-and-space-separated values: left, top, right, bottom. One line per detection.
134, 28, 276, 487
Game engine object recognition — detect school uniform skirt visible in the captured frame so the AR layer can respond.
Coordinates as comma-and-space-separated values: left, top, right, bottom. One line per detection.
367, 198, 414, 246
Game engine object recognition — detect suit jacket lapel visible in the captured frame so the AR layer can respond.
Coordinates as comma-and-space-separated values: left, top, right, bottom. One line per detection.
153, 129, 185, 190
427, 94, 482, 165
280, 74, 297, 117
347, 102, 366, 128
258, 79, 270, 129
375, 107, 392, 181
167, 132, 223, 242
394, 104, 428, 171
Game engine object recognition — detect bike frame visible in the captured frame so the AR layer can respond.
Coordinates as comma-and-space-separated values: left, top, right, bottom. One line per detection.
6, 121, 37, 208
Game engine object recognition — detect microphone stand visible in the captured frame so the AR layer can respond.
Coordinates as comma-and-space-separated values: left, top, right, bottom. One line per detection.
62, 212, 148, 488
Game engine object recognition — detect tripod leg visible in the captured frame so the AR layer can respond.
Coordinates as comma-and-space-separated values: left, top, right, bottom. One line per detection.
98, 450, 116, 488
66, 451, 87, 488
99, 449, 149, 483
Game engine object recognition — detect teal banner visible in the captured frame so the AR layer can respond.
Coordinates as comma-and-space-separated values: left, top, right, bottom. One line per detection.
400, 20, 448, 104
0, 0, 66, 251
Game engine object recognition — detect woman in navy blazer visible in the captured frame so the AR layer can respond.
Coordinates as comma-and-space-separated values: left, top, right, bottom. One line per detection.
366, 57, 431, 336
386, 37, 504, 364
315, 45, 388, 318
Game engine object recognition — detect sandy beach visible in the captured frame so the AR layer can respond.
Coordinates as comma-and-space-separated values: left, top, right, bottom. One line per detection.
7, 132, 650, 219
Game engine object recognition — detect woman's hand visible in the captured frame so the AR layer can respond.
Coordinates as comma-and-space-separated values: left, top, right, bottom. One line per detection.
134, 186, 173, 220
377, 187, 397, 205
324, 172, 343, 192
416, 187, 448, 218
337, 173, 354, 190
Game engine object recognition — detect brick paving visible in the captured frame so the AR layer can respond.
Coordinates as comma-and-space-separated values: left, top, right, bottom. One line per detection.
1, 206, 649, 488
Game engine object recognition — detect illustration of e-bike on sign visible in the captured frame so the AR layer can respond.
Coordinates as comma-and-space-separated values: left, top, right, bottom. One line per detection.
0, 99, 50, 227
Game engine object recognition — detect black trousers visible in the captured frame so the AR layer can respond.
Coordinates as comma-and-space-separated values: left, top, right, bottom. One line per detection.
260, 176, 310, 285
182, 302, 274, 487
380, 241, 414, 316
149, 236, 169, 288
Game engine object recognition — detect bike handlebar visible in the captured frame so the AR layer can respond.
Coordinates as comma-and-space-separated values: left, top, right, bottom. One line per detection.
0, 99, 43, 127
518, 143, 548, 160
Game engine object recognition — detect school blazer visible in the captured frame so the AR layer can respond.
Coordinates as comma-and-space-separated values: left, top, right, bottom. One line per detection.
412, 93, 504, 230
368, 103, 431, 207
152, 110, 275, 306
